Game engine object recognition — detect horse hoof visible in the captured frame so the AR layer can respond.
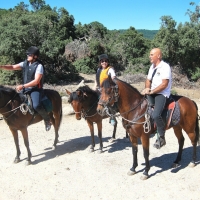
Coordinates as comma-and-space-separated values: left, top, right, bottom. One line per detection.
13, 158, 20, 164
127, 170, 136, 176
108, 138, 115, 143
97, 149, 103, 154
140, 175, 149, 180
89, 148, 94, 153
172, 163, 180, 168
188, 162, 196, 168
25, 161, 32, 166
52, 146, 56, 150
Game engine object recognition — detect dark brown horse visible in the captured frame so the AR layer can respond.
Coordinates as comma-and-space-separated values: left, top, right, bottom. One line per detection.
0, 86, 62, 165
97, 77, 200, 179
66, 85, 128, 153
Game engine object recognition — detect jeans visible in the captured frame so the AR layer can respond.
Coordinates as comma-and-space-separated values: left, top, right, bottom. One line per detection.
147, 94, 167, 136
25, 88, 50, 121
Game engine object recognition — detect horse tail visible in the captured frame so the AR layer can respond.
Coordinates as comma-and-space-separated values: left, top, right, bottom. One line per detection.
193, 100, 200, 145
58, 97, 63, 130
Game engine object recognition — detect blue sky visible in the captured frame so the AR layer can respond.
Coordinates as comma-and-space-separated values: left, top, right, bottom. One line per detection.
1, 0, 200, 30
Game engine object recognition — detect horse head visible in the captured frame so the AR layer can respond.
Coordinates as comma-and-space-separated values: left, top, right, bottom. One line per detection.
66, 88, 87, 120
97, 76, 118, 116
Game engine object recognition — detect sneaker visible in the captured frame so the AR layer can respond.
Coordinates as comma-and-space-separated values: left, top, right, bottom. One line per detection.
45, 120, 51, 131
153, 136, 166, 149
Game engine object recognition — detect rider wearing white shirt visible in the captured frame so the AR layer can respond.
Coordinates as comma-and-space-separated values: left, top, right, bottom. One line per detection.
142, 48, 172, 149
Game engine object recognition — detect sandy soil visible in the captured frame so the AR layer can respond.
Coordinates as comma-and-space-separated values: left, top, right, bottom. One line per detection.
0, 75, 200, 200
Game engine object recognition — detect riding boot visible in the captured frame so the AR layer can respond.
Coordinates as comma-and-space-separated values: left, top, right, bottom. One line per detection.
153, 135, 166, 149
36, 106, 51, 131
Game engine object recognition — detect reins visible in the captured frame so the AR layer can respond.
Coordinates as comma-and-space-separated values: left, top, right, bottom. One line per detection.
0, 92, 30, 120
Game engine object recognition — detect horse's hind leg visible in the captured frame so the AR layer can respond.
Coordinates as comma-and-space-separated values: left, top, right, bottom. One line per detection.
50, 112, 59, 149
10, 129, 21, 163
172, 125, 185, 168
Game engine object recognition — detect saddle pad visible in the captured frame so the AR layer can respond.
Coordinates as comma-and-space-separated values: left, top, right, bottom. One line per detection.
168, 101, 180, 128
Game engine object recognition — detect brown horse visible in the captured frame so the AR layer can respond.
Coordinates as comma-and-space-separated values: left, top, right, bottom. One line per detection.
97, 77, 200, 180
66, 85, 128, 153
0, 86, 62, 165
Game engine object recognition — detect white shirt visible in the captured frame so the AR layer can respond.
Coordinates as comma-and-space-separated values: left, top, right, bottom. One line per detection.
147, 60, 172, 97
107, 67, 116, 78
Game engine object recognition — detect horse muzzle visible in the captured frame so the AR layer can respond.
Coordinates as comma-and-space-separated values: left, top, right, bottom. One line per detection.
97, 104, 108, 116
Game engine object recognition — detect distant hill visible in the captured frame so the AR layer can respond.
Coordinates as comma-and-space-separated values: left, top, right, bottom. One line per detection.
117, 29, 158, 40
137, 29, 158, 40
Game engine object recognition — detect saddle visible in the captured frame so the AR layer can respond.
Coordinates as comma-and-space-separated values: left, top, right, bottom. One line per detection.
148, 95, 180, 130
22, 91, 53, 115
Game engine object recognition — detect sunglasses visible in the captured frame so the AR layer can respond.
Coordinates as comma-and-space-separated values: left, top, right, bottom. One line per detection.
27, 54, 33, 56
100, 59, 108, 63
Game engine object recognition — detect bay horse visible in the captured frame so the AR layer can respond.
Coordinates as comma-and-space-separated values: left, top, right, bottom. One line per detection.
0, 86, 62, 165
66, 85, 128, 153
97, 77, 200, 180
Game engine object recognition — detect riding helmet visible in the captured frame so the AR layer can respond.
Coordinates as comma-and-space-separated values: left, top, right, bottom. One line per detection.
26, 46, 40, 56
98, 54, 109, 61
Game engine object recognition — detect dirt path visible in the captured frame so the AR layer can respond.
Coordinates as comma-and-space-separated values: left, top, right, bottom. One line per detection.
0, 110, 200, 200
0, 74, 200, 200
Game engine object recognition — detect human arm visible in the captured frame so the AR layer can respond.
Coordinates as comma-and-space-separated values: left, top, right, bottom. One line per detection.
0, 64, 22, 70
141, 79, 151, 95
16, 73, 43, 92
147, 79, 169, 95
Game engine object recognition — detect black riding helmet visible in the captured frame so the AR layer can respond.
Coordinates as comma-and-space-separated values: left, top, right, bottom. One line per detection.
26, 46, 40, 56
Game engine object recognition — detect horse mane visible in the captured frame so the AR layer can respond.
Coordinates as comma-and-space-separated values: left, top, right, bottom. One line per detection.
0, 85, 17, 94
77, 85, 98, 98
68, 85, 98, 103
102, 78, 143, 96
0, 85, 24, 102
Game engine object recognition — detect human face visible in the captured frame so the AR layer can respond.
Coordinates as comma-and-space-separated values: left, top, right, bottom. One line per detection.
149, 48, 161, 67
100, 59, 108, 68
27, 54, 36, 63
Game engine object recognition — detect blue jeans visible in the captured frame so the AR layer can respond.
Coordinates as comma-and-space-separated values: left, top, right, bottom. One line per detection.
24, 88, 50, 121
147, 94, 167, 136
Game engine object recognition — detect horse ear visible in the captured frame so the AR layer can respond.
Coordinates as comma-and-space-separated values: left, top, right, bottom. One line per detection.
65, 89, 71, 95
76, 90, 81, 97
83, 92, 88, 97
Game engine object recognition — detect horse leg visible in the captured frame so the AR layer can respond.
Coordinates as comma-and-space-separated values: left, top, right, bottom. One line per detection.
87, 120, 95, 153
21, 128, 32, 165
140, 134, 150, 180
96, 121, 103, 153
172, 126, 185, 168
10, 128, 21, 163
127, 135, 138, 176
50, 113, 59, 149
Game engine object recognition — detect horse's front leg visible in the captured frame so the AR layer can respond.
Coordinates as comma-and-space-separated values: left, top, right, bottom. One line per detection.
141, 134, 150, 180
127, 135, 138, 176
21, 128, 32, 165
87, 120, 95, 153
10, 128, 21, 163
96, 120, 103, 153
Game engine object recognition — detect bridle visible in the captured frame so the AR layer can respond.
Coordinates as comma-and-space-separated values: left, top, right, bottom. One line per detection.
98, 83, 151, 133
70, 90, 99, 119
